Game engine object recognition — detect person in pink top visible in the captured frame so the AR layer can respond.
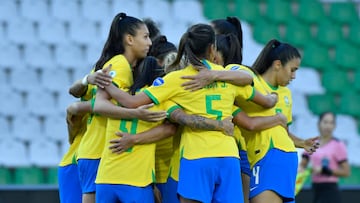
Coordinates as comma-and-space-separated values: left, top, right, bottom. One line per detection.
299, 111, 350, 203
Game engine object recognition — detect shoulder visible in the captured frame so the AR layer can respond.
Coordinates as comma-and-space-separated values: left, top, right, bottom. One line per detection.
331, 138, 347, 147
106, 55, 129, 67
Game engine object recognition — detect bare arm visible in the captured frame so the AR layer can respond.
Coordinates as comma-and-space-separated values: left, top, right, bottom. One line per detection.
233, 111, 287, 131
169, 108, 234, 136
181, 68, 253, 91
67, 101, 92, 116
109, 122, 178, 154
288, 132, 319, 154
68, 79, 88, 98
332, 161, 351, 177
247, 90, 278, 109
94, 87, 166, 122
68, 65, 112, 98
66, 101, 92, 144
108, 107, 237, 154
103, 84, 152, 108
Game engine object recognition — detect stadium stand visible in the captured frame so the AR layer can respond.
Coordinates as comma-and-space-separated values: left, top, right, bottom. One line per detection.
0, 0, 359, 189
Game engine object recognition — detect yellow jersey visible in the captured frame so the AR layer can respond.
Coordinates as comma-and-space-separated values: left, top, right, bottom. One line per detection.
144, 60, 254, 160
77, 55, 133, 160
236, 66, 295, 168
95, 101, 179, 186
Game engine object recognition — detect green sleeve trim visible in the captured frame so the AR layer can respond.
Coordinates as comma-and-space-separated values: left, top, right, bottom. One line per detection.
287, 121, 292, 126
232, 108, 242, 117
167, 105, 182, 119
143, 89, 160, 105
246, 87, 256, 101
112, 81, 119, 88
90, 97, 95, 111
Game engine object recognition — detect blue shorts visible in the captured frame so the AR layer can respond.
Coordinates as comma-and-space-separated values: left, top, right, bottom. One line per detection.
58, 164, 82, 203
178, 157, 244, 203
96, 184, 154, 203
156, 182, 166, 199
77, 159, 100, 193
249, 148, 298, 202
162, 177, 179, 203
240, 150, 251, 177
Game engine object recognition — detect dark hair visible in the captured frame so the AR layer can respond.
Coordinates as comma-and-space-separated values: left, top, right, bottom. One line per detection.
211, 17, 243, 63
94, 12, 144, 71
143, 18, 161, 41
148, 35, 177, 62
216, 34, 242, 66
171, 24, 215, 68
129, 56, 164, 95
318, 111, 336, 124
252, 39, 301, 75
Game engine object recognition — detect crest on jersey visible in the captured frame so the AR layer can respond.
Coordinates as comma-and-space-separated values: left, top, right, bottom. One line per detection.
109, 70, 116, 78
230, 65, 240, 70
152, 77, 164, 86
284, 96, 290, 105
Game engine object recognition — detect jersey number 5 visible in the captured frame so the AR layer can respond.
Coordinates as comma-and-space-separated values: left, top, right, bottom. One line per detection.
206, 95, 222, 120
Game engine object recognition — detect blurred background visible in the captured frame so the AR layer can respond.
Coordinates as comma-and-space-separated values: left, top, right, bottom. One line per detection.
0, 0, 359, 202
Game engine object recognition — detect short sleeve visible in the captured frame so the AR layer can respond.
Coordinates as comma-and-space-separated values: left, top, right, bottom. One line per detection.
335, 141, 348, 163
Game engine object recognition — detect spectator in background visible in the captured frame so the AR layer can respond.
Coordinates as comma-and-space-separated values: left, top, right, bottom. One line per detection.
299, 111, 350, 203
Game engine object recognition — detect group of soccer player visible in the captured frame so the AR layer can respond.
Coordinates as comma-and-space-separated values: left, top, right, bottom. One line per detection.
58, 12, 320, 203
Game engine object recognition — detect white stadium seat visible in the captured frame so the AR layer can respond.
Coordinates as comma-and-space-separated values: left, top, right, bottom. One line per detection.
0, 88, 24, 117
0, 1, 18, 23
54, 43, 85, 70
69, 19, 100, 46
51, 0, 80, 23
12, 115, 43, 143
26, 89, 58, 116
38, 18, 68, 45
43, 114, 68, 143
7, 18, 38, 45
0, 139, 30, 167
41, 68, 71, 94
29, 138, 61, 167
81, 0, 112, 24
288, 67, 325, 95
20, 0, 49, 23
10, 69, 40, 93
0, 43, 22, 70
112, 0, 142, 19
23, 43, 54, 70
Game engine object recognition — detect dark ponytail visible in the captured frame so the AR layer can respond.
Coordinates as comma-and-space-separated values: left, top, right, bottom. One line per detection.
171, 24, 215, 69
211, 16, 243, 63
216, 33, 242, 66
252, 39, 301, 75
94, 12, 144, 71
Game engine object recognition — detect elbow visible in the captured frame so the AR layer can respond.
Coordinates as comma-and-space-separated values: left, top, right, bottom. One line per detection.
67, 102, 81, 115
244, 124, 256, 131
164, 123, 178, 136
236, 120, 256, 131
69, 89, 81, 98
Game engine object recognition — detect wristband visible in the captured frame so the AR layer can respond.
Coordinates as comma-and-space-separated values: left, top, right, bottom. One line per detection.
81, 74, 89, 86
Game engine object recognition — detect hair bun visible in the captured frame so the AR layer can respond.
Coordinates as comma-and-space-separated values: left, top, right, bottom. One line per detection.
187, 31, 193, 39
272, 40, 281, 48
119, 12, 127, 20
